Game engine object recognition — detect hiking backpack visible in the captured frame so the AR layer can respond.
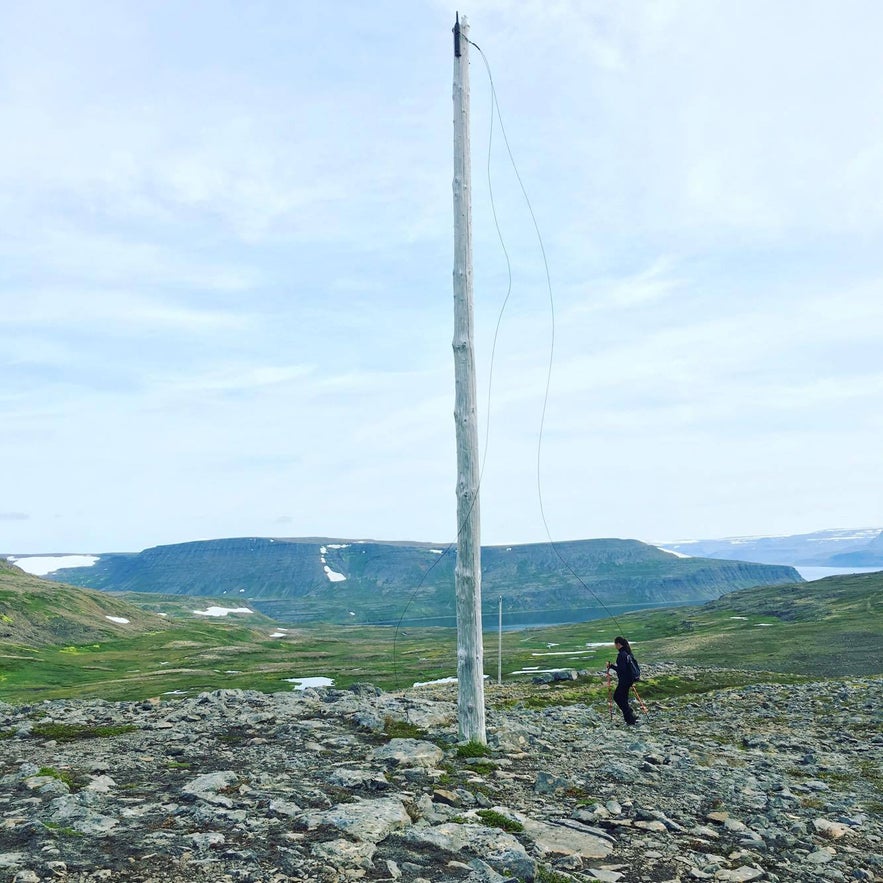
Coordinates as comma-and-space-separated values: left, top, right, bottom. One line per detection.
628, 654, 641, 681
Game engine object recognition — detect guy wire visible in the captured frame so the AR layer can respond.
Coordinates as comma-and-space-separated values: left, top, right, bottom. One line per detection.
468, 37, 626, 634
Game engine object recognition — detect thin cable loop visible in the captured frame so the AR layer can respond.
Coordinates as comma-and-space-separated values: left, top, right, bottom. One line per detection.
468, 37, 625, 633
393, 34, 630, 688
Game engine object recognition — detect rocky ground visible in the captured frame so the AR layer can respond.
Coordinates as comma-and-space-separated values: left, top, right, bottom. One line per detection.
0, 664, 880, 883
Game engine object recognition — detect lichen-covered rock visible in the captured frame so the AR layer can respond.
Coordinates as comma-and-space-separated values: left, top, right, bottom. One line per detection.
369, 737, 444, 768
300, 796, 412, 843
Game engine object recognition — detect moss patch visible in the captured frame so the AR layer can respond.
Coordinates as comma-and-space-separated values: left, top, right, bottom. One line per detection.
31, 722, 137, 742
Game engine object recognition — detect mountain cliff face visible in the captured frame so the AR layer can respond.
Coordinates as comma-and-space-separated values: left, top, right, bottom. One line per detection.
40, 537, 802, 626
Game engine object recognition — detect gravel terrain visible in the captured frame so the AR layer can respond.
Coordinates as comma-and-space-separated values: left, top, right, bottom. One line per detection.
1, 666, 880, 883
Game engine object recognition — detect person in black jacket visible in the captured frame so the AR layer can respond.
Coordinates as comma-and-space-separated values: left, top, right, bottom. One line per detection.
606, 636, 638, 725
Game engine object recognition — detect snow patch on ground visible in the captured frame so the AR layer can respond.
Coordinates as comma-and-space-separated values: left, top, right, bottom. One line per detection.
193, 606, 254, 617
412, 675, 488, 687
511, 668, 572, 675
105, 616, 130, 624
413, 676, 458, 687
284, 676, 334, 690
324, 565, 346, 582
531, 650, 596, 657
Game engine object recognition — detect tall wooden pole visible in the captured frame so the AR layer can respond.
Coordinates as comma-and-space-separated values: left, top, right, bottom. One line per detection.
451, 12, 486, 744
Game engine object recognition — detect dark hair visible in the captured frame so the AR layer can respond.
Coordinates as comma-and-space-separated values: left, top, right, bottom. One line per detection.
613, 636, 633, 655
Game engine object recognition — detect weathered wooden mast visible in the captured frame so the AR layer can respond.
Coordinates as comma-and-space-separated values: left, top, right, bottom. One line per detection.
451, 12, 486, 744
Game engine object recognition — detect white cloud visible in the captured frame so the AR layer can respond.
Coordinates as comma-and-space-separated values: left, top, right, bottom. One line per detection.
145, 363, 315, 399
0, 287, 247, 332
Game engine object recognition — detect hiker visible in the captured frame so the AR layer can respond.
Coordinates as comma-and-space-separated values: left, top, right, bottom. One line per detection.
606, 636, 639, 726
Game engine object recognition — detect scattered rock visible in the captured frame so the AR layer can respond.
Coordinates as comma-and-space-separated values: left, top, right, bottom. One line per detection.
369, 737, 444, 769
0, 671, 879, 882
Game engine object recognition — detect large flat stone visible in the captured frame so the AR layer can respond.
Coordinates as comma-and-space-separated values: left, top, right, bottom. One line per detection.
302, 797, 411, 843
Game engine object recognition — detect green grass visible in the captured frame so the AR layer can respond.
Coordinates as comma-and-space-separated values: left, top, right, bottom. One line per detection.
383, 717, 428, 740
0, 610, 873, 705
0, 615, 470, 703
43, 823, 83, 837
1, 569, 880, 705
475, 809, 523, 833
30, 722, 138, 742
535, 865, 587, 883
466, 760, 497, 775
36, 766, 80, 790
455, 740, 492, 758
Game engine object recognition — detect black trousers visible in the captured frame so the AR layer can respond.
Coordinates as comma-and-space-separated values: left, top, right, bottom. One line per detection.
614, 680, 637, 724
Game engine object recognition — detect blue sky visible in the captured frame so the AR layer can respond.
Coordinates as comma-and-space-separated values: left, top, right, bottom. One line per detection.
2, 1, 882, 554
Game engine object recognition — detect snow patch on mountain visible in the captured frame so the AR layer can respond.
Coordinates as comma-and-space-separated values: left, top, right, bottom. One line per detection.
8, 555, 99, 576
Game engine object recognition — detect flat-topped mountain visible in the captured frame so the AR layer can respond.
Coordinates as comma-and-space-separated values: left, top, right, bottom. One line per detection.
664, 526, 883, 566
23, 537, 802, 626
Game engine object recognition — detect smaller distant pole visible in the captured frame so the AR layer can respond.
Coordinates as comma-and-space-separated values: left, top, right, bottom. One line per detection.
497, 596, 502, 685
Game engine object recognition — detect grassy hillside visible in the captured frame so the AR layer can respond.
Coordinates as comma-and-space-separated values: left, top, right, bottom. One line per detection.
556, 570, 883, 678
40, 536, 802, 626
0, 565, 879, 705
648, 570, 883, 676
0, 559, 173, 647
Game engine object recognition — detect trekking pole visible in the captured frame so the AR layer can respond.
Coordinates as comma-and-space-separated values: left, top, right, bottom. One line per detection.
631, 683, 648, 714
606, 668, 613, 722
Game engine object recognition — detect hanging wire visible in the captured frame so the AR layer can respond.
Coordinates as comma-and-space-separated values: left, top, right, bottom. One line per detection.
467, 36, 626, 634
393, 31, 632, 689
